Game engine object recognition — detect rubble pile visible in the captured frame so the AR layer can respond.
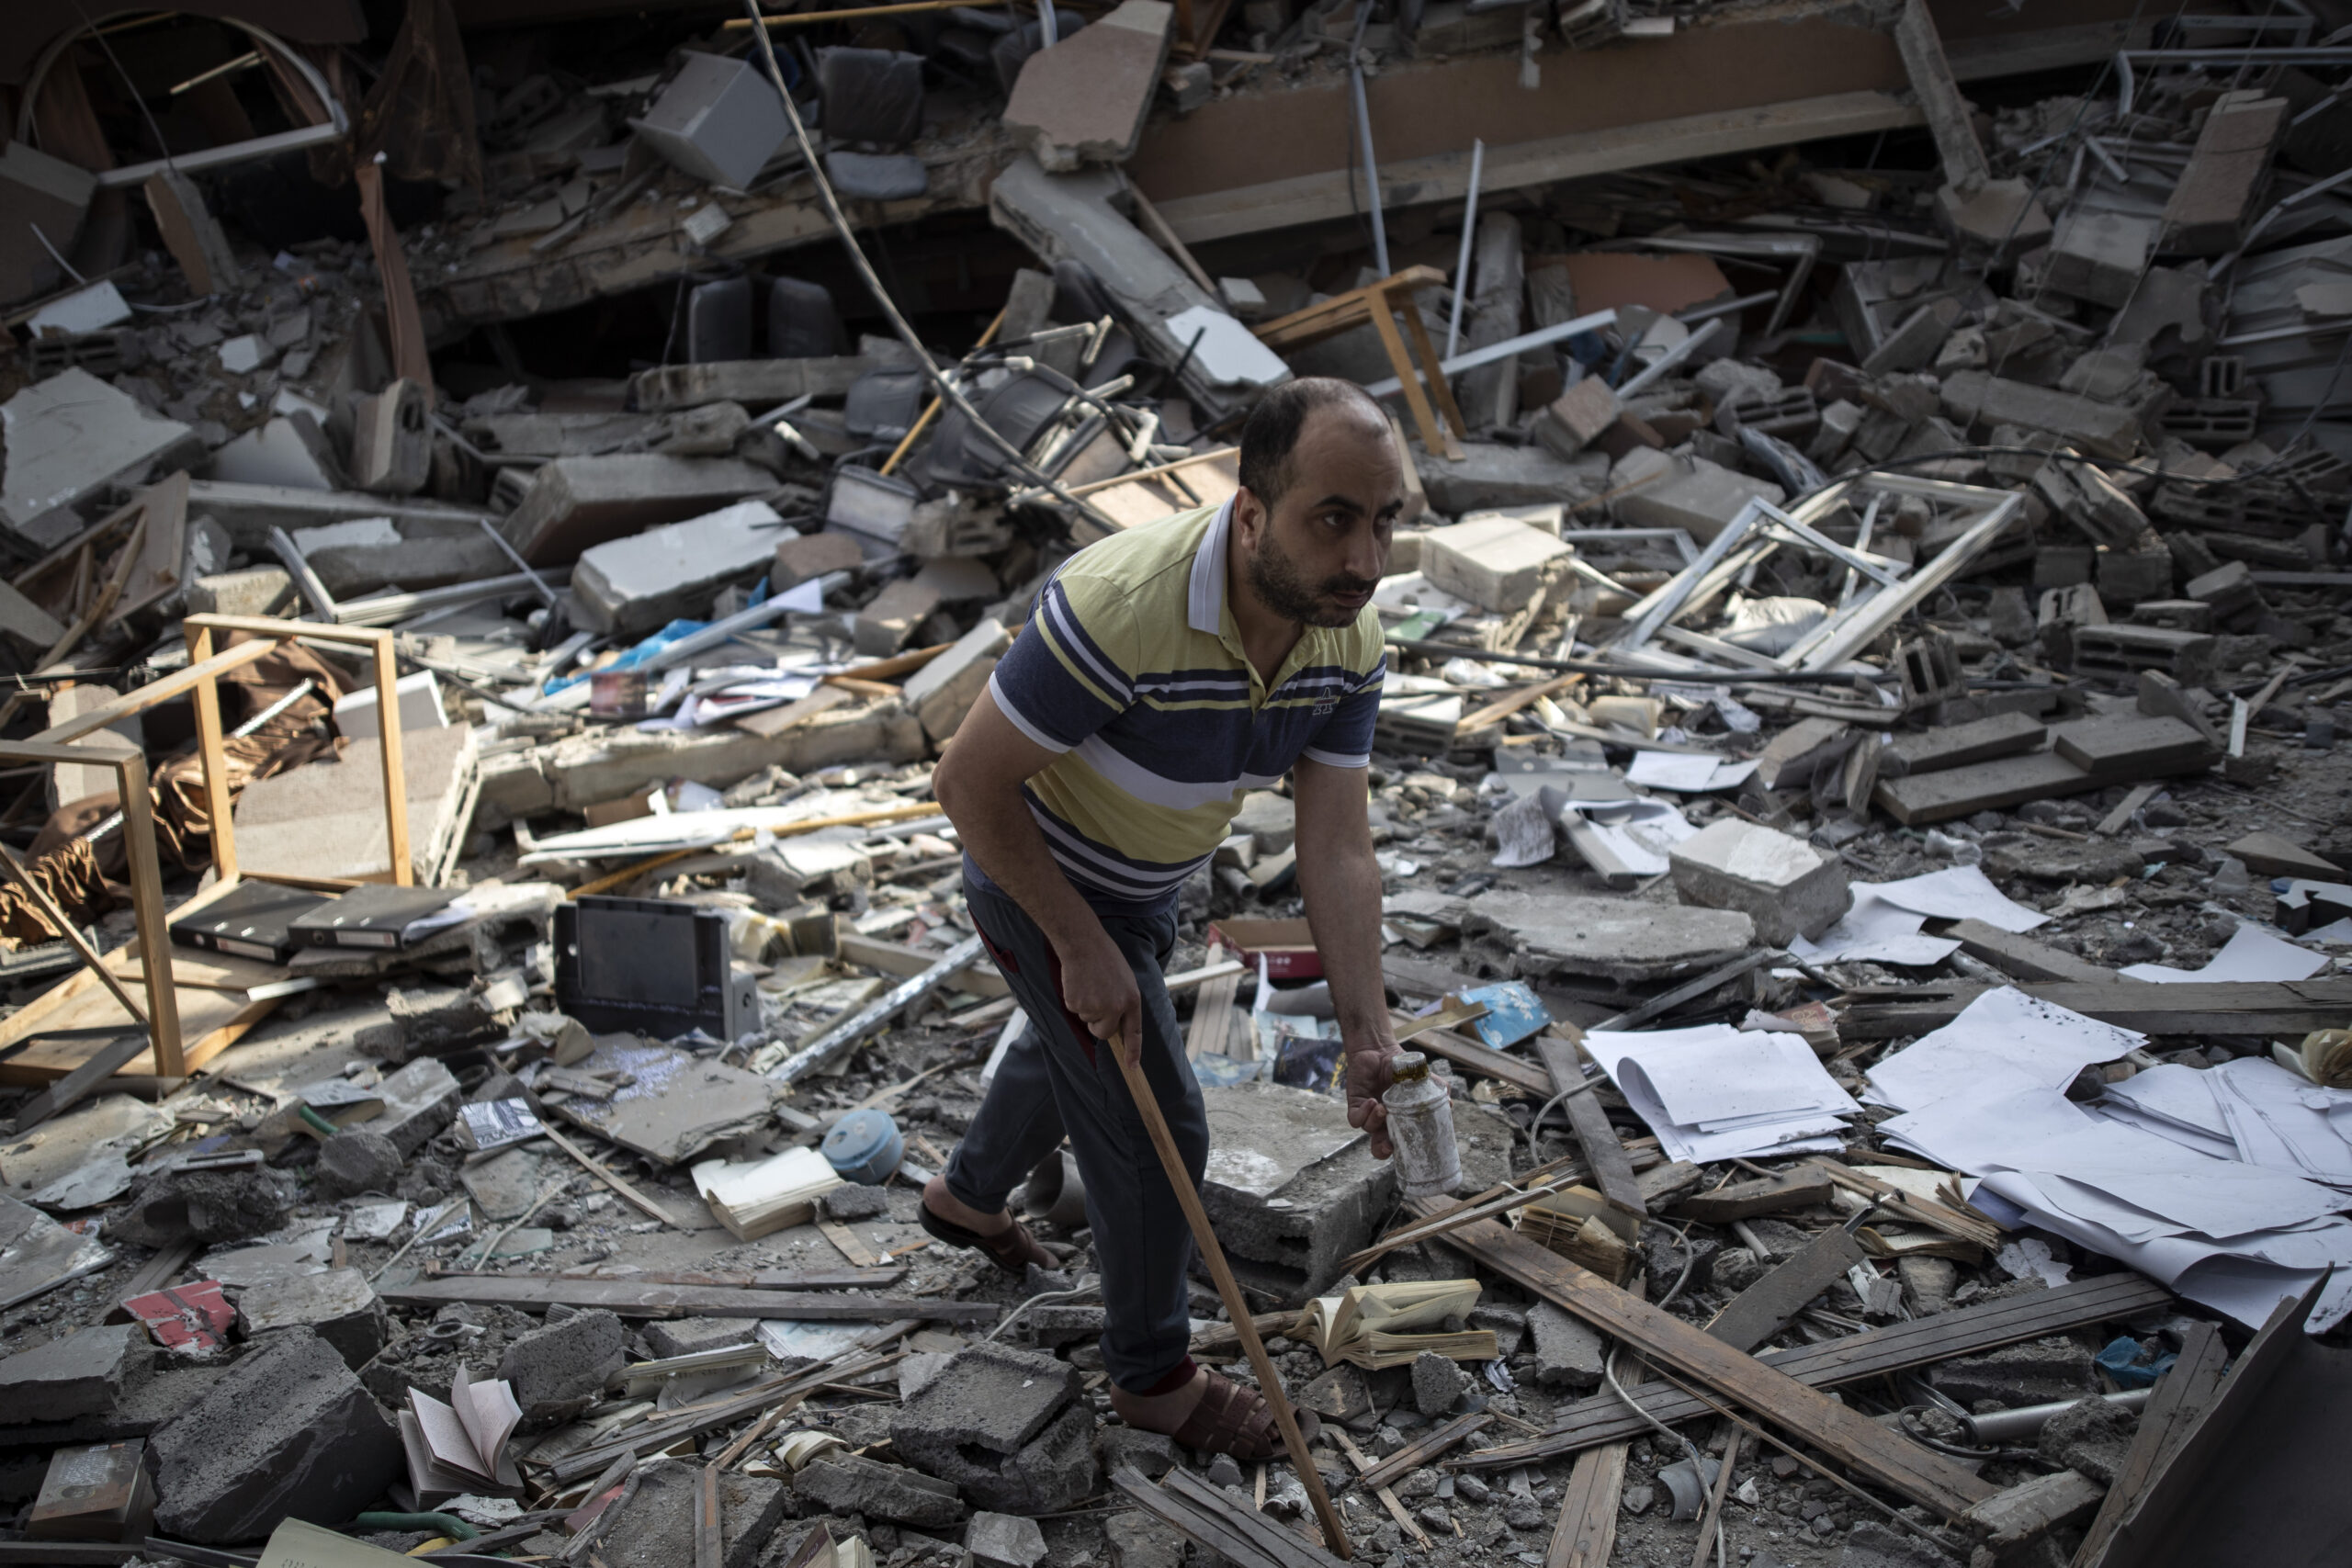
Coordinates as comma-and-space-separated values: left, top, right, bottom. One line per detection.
4, 3, 2352, 1568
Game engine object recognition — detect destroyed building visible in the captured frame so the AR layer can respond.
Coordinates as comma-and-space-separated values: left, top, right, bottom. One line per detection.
3, 1, 2352, 1566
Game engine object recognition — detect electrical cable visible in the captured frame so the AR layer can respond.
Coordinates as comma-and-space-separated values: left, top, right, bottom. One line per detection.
739, 1, 1127, 539
984, 1277, 1102, 1342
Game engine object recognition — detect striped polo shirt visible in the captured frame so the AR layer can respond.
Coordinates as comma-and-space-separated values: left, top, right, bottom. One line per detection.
982, 499, 1386, 915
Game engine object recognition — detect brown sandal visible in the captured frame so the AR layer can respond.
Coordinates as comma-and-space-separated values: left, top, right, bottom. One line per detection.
917, 1199, 1055, 1275
1166, 1371, 1322, 1461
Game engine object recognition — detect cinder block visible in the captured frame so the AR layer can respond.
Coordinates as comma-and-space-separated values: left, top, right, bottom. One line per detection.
1419, 513, 1572, 613
1668, 818, 1850, 945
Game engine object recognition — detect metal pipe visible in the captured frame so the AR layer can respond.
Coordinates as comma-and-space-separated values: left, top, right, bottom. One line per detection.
1964, 1388, 2150, 1446
1349, 3, 1390, 276
1617, 316, 1727, 399
1445, 138, 1485, 359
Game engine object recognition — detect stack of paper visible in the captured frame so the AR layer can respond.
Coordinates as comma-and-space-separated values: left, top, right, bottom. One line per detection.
1589, 1023, 1858, 1163
1792, 865, 2048, 967
692, 1145, 843, 1240
1875, 987, 2352, 1334
1290, 1280, 1496, 1368
398, 1366, 523, 1507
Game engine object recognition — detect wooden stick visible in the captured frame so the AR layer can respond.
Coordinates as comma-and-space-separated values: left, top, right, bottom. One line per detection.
1112, 1026, 1352, 1558
1686, 1427, 1741, 1568
1125, 180, 1219, 298
562, 802, 946, 898
1332, 1429, 1430, 1546
1016, 446, 1239, 502
539, 1124, 688, 1226
882, 305, 1008, 477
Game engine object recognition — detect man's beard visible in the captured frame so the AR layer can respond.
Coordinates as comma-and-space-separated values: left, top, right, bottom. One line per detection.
1248, 529, 1377, 629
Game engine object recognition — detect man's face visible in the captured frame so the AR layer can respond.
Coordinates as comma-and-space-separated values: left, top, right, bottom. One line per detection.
1235, 406, 1403, 629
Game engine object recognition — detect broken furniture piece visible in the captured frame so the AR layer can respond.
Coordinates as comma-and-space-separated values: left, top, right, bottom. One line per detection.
1252, 265, 1471, 461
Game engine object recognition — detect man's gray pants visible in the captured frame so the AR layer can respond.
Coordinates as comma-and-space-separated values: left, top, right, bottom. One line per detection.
944, 873, 1208, 1394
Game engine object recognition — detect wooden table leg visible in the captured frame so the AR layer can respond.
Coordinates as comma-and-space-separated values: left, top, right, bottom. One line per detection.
1398, 297, 1471, 454
1369, 302, 1452, 462
115, 753, 183, 1078
187, 625, 237, 886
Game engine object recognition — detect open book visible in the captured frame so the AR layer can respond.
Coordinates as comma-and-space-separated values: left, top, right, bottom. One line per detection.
1289, 1279, 1496, 1369
397, 1365, 524, 1506
691, 1145, 844, 1241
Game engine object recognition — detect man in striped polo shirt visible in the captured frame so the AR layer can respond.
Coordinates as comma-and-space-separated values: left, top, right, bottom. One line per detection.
924, 378, 1407, 1459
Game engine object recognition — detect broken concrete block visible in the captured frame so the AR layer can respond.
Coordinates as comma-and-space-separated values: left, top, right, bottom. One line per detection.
314, 1128, 403, 1199
1872, 751, 2098, 825
209, 414, 344, 491
1860, 296, 1961, 377
1934, 177, 2052, 257
1004, 1, 1172, 171
2224, 830, 2341, 881
1415, 441, 1601, 515
499, 1307, 628, 1422
1, 369, 198, 543
967, 1512, 1049, 1568
629, 51, 789, 189
1106, 1511, 1185, 1568
499, 454, 775, 565
0, 1324, 149, 1425
107, 1163, 297, 1249
1196, 1080, 1414, 1298
1462, 891, 1754, 983
891, 1342, 1096, 1513
1754, 717, 1853, 792
1536, 378, 1623, 458
1929, 1334, 2096, 1407
1668, 818, 1850, 946
903, 616, 1010, 741
349, 378, 432, 496
1939, 370, 2142, 459
0, 140, 96, 303
744, 839, 872, 905
2034, 1395, 2136, 1486
2050, 715, 2216, 780
1610, 455, 1784, 543
774, 528, 865, 590
1093, 1427, 1179, 1480
854, 577, 944, 657
574, 500, 785, 637
234, 1269, 390, 1371
796, 1451, 966, 1529
371, 1056, 462, 1156
149, 1327, 402, 1543
2044, 211, 2156, 310
230, 723, 480, 886
1526, 1301, 1605, 1390
1420, 513, 1573, 613
332, 671, 448, 743
599, 1455, 784, 1568
2075, 624, 2218, 686
639, 1317, 759, 1359
1881, 713, 2047, 778
1411, 1349, 1471, 1417
2162, 92, 2286, 255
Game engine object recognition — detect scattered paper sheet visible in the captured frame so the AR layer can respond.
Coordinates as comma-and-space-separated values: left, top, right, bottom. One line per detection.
1865, 986, 2143, 1111
1790, 866, 2047, 966
1590, 1023, 1856, 1163
2121, 923, 2331, 984
1626, 751, 1758, 793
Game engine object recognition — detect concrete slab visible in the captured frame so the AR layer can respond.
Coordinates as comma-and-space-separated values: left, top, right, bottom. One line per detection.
1, 369, 197, 542
498, 1307, 628, 1422
1462, 890, 1755, 982
902, 616, 1009, 741
233, 1268, 389, 1370
1003, 1, 1173, 172
498, 455, 775, 565
1420, 513, 1573, 613
1668, 818, 1850, 946
573, 500, 786, 637
598, 1455, 784, 1568
149, 1327, 403, 1543
0, 1324, 149, 1425
1610, 455, 1785, 543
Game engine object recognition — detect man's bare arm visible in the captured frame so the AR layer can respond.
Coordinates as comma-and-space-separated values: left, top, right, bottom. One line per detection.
1292, 756, 1402, 1157
933, 686, 1142, 1061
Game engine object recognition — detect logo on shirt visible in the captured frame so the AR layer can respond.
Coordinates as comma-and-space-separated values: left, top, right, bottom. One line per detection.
1312, 699, 1337, 716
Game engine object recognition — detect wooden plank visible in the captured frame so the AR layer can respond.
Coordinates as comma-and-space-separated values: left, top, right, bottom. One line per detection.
1930, 919, 2119, 985
1185, 966, 1243, 1061
1670, 1169, 1834, 1224
0, 970, 274, 1085
6, 1031, 146, 1134
381, 1273, 995, 1323
1407, 1025, 1552, 1098
1353, 1412, 1488, 1493
1164, 1464, 1347, 1568
1534, 1034, 1645, 1215
1112, 1465, 1344, 1568
1550, 1277, 1647, 1568
1332, 1429, 1430, 1547
1703, 1224, 1866, 1353
1414, 1201, 1996, 1517
2096, 781, 2161, 837
425, 1265, 901, 1290
1837, 977, 2352, 1039
1461, 1273, 2175, 1470
837, 932, 1009, 998
2068, 1321, 2226, 1568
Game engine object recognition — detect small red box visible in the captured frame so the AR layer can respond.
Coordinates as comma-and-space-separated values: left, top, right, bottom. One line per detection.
1207, 918, 1322, 980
